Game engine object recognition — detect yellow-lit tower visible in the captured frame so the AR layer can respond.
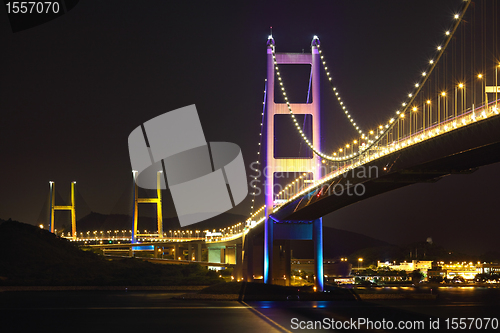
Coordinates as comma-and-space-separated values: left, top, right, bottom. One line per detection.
49, 181, 77, 239
132, 170, 163, 242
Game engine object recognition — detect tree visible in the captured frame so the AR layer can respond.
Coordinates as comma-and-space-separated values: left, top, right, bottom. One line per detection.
410, 269, 424, 284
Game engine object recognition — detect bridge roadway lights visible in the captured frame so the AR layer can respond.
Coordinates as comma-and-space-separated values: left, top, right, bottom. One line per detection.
116, 242, 203, 261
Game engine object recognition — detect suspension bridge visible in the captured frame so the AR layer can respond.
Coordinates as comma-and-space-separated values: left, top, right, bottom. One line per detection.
44, 0, 499, 292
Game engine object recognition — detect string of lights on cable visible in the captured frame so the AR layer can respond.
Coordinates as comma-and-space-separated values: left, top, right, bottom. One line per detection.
247, 79, 267, 219
271, 0, 471, 163
317, 45, 367, 139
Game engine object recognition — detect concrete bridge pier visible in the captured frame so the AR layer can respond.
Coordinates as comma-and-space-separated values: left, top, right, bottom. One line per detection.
241, 232, 254, 282
173, 244, 180, 260
188, 243, 202, 261
194, 243, 202, 261
154, 245, 162, 259
313, 218, 324, 291
258, 219, 324, 290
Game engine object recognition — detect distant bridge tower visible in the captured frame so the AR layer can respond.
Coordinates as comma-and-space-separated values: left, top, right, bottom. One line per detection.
49, 181, 77, 239
263, 36, 324, 291
132, 170, 163, 243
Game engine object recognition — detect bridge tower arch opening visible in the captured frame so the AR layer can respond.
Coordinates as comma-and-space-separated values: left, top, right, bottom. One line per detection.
263, 35, 324, 291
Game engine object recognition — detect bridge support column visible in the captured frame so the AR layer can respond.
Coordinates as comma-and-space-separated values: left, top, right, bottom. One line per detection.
313, 218, 324, 292
235, 244, 241, 265
49, 181, 54, 233
264, 217, 273, 284
226, 246, 232, 264
194, 243, 202, 261
284, 240, 291, 286
154, 245, 158, 258
132, 172, 138, 243
173, 244, 180, 260
188, 244, 193, 260
263, 36, 322, 287
245, 235, 254, 281
241, 231, 254, 282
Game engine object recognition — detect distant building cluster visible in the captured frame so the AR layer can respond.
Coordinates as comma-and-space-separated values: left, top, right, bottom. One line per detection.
291, 259, 500, 285
377, 260, 433, 272
373, 260, 500, 283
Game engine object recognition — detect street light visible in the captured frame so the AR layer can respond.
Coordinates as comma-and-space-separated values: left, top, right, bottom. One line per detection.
358, 258, 363, 270
399, 113, 405, 140
478, 74, 485, 107
439, 92, 446, 124
411, 106, 417, 136
425, 100, 431, 129
496, 64, 499, 111
457, 83, 465, 117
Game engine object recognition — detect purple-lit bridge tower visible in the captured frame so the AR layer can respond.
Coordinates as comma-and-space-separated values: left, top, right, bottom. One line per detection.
262, 36, 324, 291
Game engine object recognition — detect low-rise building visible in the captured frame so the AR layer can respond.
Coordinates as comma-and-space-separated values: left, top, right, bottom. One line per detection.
377, 260, 433, 274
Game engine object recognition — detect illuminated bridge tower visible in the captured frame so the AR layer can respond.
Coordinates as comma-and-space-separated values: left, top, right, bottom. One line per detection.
49, 181, 77, 239
132, 170, 163, 243
264, 36, 324, 291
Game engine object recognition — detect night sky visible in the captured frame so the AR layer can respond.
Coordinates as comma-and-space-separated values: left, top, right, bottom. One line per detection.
1, 0, 499, 255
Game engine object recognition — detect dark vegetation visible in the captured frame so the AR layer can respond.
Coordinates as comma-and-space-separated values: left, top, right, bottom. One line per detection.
0, 219, 222, 286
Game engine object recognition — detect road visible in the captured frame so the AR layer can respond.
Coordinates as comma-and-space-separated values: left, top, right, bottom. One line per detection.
1, 287, 499, 332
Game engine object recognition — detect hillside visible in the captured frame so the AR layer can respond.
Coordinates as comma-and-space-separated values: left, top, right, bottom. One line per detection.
0, 219, 221, 286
